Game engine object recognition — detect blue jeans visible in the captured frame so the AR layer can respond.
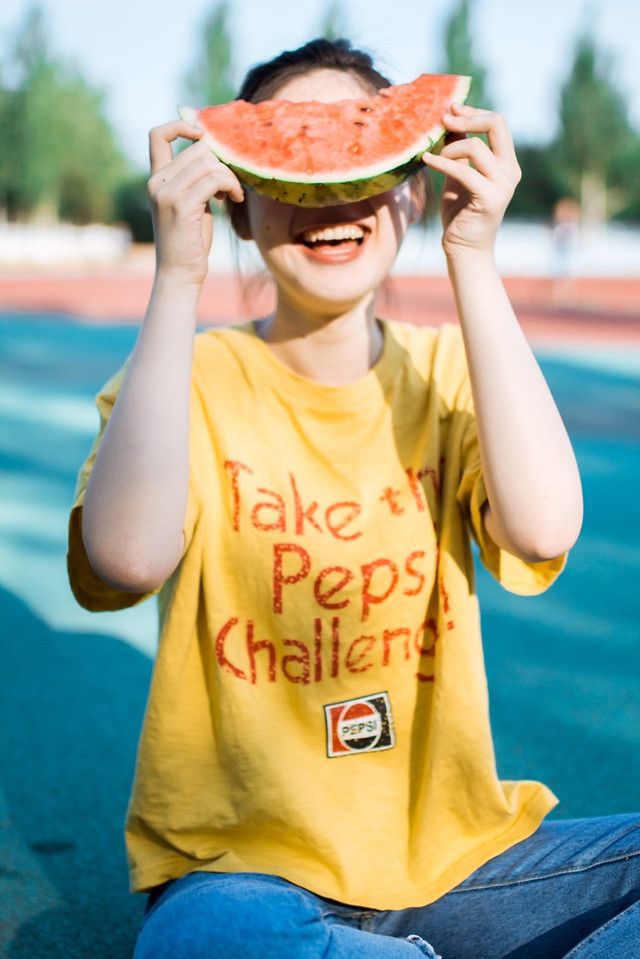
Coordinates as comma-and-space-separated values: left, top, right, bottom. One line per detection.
133, 814, 640, 958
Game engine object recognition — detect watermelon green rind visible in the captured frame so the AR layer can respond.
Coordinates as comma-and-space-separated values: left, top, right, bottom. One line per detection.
222, 163, 421, 206
179, 73, 471, 207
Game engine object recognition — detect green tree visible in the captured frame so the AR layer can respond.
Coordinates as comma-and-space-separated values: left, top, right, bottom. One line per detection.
617, 138, 640, 221
55, 72, 129, 223
0, 85, 19, 219
0, 6, 128, 223
551, 24, 640, 226
184, 1, 236, 106
115, 174, 155, 243
506, 145, 562, 219
440, 0, 492, 110
319, 0, 351, 42
0, 7, 49, 218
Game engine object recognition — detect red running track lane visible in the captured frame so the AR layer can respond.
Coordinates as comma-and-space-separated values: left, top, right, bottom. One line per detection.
1, 271, 639, 344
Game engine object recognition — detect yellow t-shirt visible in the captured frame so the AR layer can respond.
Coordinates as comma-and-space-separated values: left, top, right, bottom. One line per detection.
68, 320, 564, 910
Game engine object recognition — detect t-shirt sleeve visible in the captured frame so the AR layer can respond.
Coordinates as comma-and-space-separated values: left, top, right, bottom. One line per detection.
66, 366, 200, 612
454, 376, 566, 597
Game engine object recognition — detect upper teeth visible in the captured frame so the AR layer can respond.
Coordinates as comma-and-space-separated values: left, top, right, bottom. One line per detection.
301, 224, 365, 244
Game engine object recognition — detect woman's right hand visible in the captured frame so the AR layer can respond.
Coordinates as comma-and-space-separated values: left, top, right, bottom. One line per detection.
148, 120, 245, 287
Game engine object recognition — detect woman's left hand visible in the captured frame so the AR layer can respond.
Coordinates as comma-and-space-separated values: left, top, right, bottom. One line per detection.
421, 104, 521, 258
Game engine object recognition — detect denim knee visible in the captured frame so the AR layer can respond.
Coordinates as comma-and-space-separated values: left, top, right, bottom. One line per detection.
134, 871, 335, 959
133, 871, 441, 958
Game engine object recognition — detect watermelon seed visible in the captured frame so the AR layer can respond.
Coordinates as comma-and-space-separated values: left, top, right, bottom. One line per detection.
354, 121, 365, 127
359, 106, 372, 112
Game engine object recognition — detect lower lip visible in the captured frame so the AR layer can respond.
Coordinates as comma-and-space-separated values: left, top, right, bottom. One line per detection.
299, 238, 366, 264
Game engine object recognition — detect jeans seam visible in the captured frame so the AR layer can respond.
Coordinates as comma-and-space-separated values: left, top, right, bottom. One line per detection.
449, 849, 640, 892
562, 898, 640, 956
321, 908, 378, 925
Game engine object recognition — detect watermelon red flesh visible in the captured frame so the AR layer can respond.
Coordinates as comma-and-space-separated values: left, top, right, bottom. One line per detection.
180, 73, 471, 207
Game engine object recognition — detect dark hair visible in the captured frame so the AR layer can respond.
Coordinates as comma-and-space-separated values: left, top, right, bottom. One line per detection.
237, 38, 392, 104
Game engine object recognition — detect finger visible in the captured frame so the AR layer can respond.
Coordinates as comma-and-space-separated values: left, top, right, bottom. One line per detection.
148, 120, 203, 175
449, 102, 492, 118
152, 151, 244, 205
422, 150, 487, 196
181, 164, 244, 206
425, 136, 502, 181
436, 123, 520, 186
149, 140, 245, 203
443, 105, 519, 175
148, 139, 217, 189
148, 138, 208, 187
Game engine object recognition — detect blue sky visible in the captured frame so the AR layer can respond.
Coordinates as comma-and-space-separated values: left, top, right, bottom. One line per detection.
2, 0, 640, 169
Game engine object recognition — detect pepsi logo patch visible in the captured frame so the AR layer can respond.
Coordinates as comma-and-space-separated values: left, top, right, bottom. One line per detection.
324, 692, 395, 757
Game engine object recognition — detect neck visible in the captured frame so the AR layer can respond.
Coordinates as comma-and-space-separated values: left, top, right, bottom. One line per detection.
257, 293, 383, 385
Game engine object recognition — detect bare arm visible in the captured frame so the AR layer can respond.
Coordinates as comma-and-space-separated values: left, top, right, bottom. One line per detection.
81, 121, 244, 592
423, 106, 583, 562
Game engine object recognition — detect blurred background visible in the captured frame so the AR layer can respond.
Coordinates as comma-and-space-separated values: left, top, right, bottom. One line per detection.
1, 1, 639, 956
1, 0, 640, 252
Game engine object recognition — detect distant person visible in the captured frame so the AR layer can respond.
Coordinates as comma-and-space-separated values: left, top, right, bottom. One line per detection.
551, 196, 581, 302
67, 38, 639, 959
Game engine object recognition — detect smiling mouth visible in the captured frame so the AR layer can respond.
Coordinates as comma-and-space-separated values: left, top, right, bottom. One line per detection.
298, 224, 366, 249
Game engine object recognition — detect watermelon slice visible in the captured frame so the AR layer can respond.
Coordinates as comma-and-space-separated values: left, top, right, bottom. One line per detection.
179, 73, 471, 207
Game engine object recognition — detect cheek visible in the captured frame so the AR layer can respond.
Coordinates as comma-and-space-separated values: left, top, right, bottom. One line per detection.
246, 194, 291, 245
370, 185, 413, 233
390, 185, 414, 229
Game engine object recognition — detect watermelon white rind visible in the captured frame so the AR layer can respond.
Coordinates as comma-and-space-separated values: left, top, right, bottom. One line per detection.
179, 73, 471, 207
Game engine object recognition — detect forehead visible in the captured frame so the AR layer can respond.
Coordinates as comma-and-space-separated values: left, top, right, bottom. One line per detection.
272, 69, 374, 104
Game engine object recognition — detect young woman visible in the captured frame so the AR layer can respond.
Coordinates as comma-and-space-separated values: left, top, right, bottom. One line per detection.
68, 38, 639, 959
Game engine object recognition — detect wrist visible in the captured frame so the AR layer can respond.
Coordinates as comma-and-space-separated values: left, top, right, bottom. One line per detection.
444, 245, 498, 278
142, 270, 204, 336
151, 267, 205, 305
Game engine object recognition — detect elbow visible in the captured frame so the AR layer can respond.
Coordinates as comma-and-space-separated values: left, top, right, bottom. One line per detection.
516, 525, 581, 564
486, 496, 584, 563
529, 489, 584, 561
84, 548, 165, 595
514, 508, 583, 563
82, 528, 180, 595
